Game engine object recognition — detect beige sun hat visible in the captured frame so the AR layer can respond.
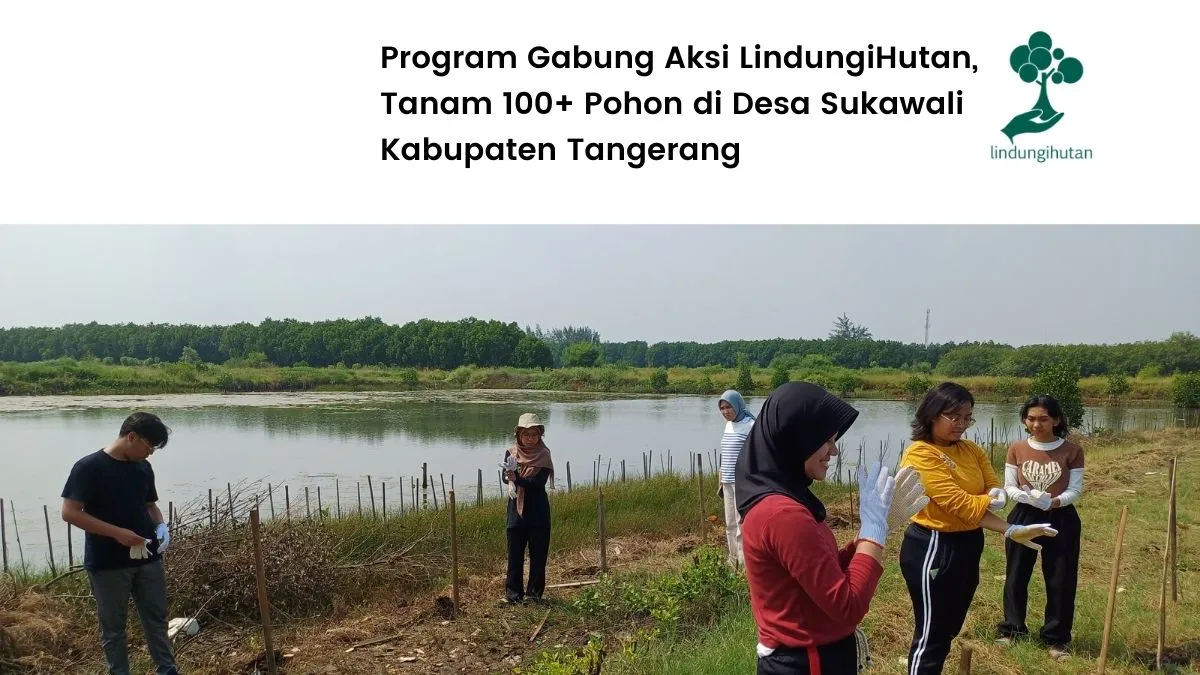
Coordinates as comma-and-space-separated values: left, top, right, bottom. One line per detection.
517, 412, 544, 428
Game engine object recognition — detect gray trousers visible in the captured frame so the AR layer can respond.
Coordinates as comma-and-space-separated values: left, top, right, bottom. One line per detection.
86, 559, 178, 675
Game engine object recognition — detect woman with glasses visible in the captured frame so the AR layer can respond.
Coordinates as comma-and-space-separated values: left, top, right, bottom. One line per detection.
898, 383, 1058, 675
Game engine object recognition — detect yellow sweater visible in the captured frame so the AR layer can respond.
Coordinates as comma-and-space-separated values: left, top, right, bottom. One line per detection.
899, 439, 1000, 532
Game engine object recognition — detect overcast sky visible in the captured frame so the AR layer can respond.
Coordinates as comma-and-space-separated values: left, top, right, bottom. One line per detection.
0, 225, 1195, 346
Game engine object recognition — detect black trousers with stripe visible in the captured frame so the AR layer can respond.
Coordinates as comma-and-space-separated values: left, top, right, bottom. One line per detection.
900, 524, 984, 675
997, 503, 1081, 645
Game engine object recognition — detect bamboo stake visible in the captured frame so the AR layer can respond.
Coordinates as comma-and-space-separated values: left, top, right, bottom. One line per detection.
566, 462, 572, 492
208, 489, 214, 527
9, 501, 24, 573
336, 479, 342, 520
227, 483, 235, 526
368, 475, 377, 520
598, 487, 607, 573
317, 486, 323, 522
268, 484, 275, 520
67, 523, 73, 568
478, 468, 483, 505
43, 505, 57, 575
957, 644, 973, 674
357, 482, 362, 517
284, 485, 290, 523
449, 490, 459, 618
1098, 505, 1129, 674
382, 482, 387, 521
1168, 457, 1180, 602
1, 497, 8, 573
440, 473, 447, 506
697, 455, 706, 543
249, 508, 277, 675
305, 487, 311, 522
422, 463, 428, 510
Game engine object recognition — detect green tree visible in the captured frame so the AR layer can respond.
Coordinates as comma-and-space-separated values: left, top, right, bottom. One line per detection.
1003, 31, 1084, 142
829, 314, 871, 341
179, 345, 201, 366
832, 371, 863, 398
649, 367, 670, 393
735, 353, 754, 393
1173, 373, 1200, 409
561, 342, 602, 368
514, 337, 554, 369
904, 374, 933, 400
771, 363, 790, 390
1028, 360, 1085, 430
1105, 372, 1132, 401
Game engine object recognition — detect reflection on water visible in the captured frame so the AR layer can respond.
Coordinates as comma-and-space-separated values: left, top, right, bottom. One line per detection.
0, 391, 1188, 569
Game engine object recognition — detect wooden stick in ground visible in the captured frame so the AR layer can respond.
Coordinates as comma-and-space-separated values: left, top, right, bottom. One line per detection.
357, 482, 362, 517
368, 475, 377, 520
1, 497, 8, 573
598, 487, 607, 573
621, 459, 626, 482
1168, 456, 1180, 602
9, 501, 24, 573
696, 455, 706, 543
268, 484, 275, 520
67, 523, 73, 568
249, 508, 278, 675
566, 462, 572, 492
432, 482, 439, 511
440, 473, 447, 506
1158, 457, 1179, 669
382, 482, 387, 522
227, 482, 235, 526
422, 463, 428, 510
285, 485, 291, 523
317, 486, 323, 522
168, 502, 174, 536
477, 468, 483, 505
399, 481, 405, 515
530, 610, 551, 644
336, 479, 342, 520
305, 487, 311, 522
957, 644, 973, 674
208, 489, 214, 527
1098, 505, 1129, 674
43, 505, 57, 575
449, 490, 459, 618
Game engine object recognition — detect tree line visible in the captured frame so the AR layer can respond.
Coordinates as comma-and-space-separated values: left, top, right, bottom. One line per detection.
0, 317, 1197, 377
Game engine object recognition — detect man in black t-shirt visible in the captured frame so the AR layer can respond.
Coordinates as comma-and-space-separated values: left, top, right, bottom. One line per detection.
61, 412, 178, 675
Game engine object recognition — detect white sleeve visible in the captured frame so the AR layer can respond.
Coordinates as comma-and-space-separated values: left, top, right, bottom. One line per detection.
1056, 468, 1085, 506
1003, 464, 1024, 501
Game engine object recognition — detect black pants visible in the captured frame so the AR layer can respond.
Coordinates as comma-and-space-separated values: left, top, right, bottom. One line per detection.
506, 521, 550, 601
900, 524, 984, 675
757, 634, 858, 675
997, 504, 1081, 645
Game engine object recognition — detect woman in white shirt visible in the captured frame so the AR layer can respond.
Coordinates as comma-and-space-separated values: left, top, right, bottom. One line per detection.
996, 394, 1085, 662
716, 389, 756, 568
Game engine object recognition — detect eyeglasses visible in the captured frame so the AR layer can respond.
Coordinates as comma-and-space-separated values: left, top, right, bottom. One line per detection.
941, 413, 976, 429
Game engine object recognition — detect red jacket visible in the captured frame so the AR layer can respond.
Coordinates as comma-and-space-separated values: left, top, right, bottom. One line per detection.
741, 494, 883, 649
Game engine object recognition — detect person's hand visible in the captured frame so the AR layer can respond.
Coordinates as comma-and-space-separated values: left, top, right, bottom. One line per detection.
988, 487, 1007, 510
129, 538, 153, 559
155, 523, 171, 553
114, 528, 149, 548
886, 467, 929, 532
1014, 485, 1053, 511
856, 463, 894, 547
1005, 523, 1058, 551
503, 456, 519, 472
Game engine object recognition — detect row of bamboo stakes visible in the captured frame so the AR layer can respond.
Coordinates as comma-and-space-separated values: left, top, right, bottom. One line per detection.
0, 453, 1183, 673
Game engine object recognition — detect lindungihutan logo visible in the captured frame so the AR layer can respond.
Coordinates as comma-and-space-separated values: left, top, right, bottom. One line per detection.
1001, 31, 1084, 143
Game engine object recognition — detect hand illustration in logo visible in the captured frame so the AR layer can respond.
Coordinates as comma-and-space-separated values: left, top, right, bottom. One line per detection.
1001, 32, 1084, 143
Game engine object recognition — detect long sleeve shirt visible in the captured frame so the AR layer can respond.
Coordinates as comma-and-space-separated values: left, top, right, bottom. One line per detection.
741, 494, 883, 649
503, 452, 551, 529
899, 439, 1000, 532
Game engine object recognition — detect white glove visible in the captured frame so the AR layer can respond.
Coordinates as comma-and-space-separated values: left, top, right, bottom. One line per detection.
1005, 523, 1058, 551
129, 539, 152, 559
856, 463, 893, 547
500, 456, 519, 472
1016, 485, 1053, 511
988, 487, 1007, 510
887, 467, 929, 532
155, 523, 171, 554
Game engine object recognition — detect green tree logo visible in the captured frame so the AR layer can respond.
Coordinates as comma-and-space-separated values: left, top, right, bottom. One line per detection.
1001, 31, 1084, 142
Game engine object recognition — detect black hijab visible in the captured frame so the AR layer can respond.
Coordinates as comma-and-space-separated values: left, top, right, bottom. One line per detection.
734, 382, 860, 522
